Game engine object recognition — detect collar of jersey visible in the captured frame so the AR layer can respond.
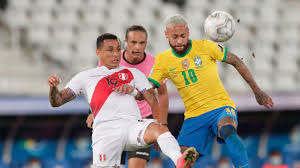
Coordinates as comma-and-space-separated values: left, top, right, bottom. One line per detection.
171, 40, 192, 58
123, 50, 146, 65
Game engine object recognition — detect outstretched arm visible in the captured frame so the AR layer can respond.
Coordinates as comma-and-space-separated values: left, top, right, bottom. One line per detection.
224, 51, 274, 109
142, 88, 164, 124
48, 75, 76, 107
157, 84, 169, 125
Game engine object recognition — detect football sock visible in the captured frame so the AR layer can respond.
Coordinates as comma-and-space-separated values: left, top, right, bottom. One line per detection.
220, 125, 249, 168
157, 131, 182, 164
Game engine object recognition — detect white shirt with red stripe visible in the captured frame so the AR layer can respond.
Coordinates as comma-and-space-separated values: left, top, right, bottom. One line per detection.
98, 51, 167, 118
65, 66, 152, 128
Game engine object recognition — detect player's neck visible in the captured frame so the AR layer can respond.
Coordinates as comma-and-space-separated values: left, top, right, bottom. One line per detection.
173, 41, 191, 56
99, 63, 119, 70
124, 50, 146, 65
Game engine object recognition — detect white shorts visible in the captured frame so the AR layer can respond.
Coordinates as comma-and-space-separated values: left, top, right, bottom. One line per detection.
91, 119, 156, 167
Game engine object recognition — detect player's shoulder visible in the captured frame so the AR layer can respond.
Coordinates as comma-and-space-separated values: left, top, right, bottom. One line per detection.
70, 67, 99, 81
193, 38, 221, 52
81, 67, 101, 74
75, 67, 96, 76
145, 52, 155, 61
125, 66, 143, 74
123, 67, 146, 79
157, 48, 172, 56
155, 48, 173, 62
191, 38, 214, 47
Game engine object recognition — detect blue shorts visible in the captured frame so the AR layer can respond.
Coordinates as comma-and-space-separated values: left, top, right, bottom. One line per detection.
177, 106, 238, 156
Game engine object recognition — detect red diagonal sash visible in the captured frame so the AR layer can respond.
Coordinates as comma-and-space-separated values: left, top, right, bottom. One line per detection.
90, 69, 134, 118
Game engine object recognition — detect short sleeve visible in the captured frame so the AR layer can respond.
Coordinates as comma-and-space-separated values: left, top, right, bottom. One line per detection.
131, 69, 153, 92
205, 40, 228, 62
65, 73, 84, 96
148, 54, 168, 88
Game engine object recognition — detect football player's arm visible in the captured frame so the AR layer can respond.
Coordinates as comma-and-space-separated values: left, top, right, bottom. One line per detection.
142, 88, 165, 124
113, 84, 145, 100
224, 51, 274, 108
157, 84, 169, 125
48, 75, 76, 107
148, 54, 168, 89
86, 112, 93, 128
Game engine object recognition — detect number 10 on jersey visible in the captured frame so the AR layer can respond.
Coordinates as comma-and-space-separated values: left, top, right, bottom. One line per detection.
182, 69, 198, 85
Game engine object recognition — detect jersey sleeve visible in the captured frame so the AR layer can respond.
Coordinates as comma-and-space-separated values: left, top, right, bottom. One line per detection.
148, 54, 168, 88
131, 68, 153, 92
205, 40, 228, 62
65, 72, 84, 96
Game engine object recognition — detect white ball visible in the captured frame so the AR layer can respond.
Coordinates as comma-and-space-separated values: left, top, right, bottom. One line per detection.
204, 11, 235, 42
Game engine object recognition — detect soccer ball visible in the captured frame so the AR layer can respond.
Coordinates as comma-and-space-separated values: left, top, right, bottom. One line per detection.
204, 11, 235, 42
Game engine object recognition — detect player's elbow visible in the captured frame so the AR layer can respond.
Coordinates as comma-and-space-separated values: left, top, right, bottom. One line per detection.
50, 101, 61, 107
50, 103, 59, 107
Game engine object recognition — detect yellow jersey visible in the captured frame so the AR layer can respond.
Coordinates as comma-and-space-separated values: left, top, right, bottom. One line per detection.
149, 39, 235, 119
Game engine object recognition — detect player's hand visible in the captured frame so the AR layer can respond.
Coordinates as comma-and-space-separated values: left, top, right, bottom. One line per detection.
254, 89, 274, 109
48, 75, 60, 88
86, 113, 93, 128
113, 84, 134, 94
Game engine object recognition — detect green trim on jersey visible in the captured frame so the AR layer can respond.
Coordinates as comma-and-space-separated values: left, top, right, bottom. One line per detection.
148, 78, 160, 88
222, 47, 228, 62
171, 40, 192, 58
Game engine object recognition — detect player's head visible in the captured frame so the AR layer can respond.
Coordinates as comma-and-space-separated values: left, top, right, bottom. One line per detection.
268, 150, 283, 166
96, 33, 121, 69
125, 25, 148, 59
164, 15, 190, 55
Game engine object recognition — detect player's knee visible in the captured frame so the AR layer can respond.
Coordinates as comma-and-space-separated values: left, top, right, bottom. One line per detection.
219, 124, 237, 140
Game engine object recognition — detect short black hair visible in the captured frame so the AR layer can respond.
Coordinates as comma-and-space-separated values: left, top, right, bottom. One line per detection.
96, 33, 119, 49
125, 25, 148, 40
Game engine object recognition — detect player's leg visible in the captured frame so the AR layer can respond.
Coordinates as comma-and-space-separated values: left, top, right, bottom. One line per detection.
143, 122, 198, 168
177, 112, 216, 163
91, 121, 126, 168
127, 147, 150, 168
125, 119, 198, 168
120, 151, 127, 168
128, 157, 147, 168
217, 108, 249, 168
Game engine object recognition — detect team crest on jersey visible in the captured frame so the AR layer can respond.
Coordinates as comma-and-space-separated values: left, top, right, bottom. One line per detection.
181, 59, 189, 69
118, 73, 128, 80
194, 56, 202, 67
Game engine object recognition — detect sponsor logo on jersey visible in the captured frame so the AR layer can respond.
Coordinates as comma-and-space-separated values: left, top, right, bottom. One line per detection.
181, 59, 190, 69
118, 73, 128, 80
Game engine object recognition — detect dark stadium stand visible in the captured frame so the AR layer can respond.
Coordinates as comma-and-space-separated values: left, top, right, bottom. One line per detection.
0, 111, 299, 167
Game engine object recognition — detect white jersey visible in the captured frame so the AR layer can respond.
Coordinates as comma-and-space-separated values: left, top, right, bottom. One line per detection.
65, 66, 152, 128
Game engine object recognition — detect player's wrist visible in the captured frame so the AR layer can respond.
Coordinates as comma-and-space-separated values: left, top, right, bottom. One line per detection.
158, 122, 168, 126
129, 89, 138, 97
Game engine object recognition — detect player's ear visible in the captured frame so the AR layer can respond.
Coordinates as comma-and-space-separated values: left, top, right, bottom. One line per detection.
164, 30, 168, 39
96, 48, 101, 58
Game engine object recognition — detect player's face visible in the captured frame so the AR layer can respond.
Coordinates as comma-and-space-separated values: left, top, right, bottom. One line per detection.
165, 24, 189, 54
97, 39, 121, 69
125, 31, 147, 59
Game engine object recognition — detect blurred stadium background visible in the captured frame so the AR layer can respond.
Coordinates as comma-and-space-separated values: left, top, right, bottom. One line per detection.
0, 0, 299, 167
